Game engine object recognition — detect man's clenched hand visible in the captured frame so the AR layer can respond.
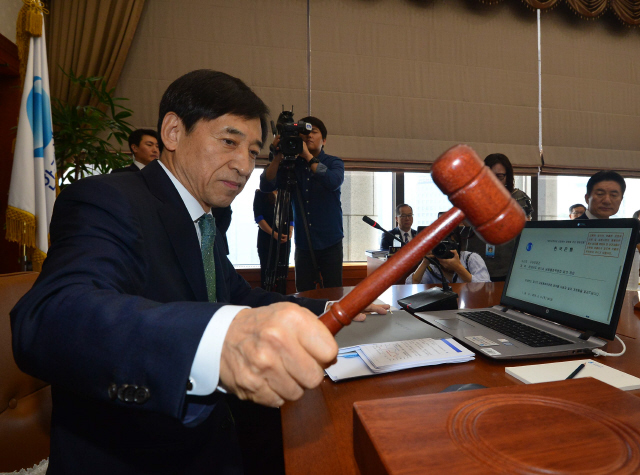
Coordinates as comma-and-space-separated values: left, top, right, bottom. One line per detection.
219, 302, 338, 407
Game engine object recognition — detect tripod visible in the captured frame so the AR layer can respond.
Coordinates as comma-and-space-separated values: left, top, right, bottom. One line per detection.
263, 157, 322, 293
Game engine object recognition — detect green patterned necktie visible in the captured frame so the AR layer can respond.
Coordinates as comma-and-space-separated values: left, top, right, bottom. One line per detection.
198, 214, 217, 302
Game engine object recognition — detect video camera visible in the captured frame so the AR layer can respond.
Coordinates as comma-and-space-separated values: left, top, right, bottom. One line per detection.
271, 109, 312, 157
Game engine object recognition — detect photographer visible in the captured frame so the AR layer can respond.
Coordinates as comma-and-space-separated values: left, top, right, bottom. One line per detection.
260, 116, 345, 292
406, 236, 490, 285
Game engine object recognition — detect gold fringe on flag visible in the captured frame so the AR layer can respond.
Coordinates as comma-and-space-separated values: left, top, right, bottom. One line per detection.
30, 247, 47, 272
16, 0, 49, 86
5, 206, 37, 248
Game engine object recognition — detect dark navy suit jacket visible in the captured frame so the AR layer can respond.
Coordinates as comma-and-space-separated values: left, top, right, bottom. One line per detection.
111, 162, 140, 173
10, 161, 325, 474
380, 227, 417, 250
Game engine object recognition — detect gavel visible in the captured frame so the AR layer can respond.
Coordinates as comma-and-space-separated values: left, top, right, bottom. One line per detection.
318, 144, 526, 335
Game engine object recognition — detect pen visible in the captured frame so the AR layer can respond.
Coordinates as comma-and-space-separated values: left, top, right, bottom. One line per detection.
565, 363, 585, 380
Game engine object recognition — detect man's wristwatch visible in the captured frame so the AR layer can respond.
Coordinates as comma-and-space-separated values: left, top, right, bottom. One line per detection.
307, 157, 320, 167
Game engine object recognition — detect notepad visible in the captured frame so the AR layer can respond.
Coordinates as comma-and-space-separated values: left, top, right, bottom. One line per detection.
325, 338, 474, 382
505, 359, 640, 391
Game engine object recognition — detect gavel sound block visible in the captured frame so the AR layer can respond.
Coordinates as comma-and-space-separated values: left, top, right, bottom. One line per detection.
319, 144, 526, 335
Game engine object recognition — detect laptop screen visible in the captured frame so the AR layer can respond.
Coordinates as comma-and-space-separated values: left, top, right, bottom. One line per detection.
501, 219, 639, 340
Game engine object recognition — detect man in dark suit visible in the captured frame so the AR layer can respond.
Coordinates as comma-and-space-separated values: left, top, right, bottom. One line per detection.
11, 70, 386, 474
380, 203, 417, 250
569, 203, 586, 219
113, 128, 159, 172
575, 170, 625, 220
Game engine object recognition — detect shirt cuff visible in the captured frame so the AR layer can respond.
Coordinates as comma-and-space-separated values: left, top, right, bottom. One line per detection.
315, 163, 328, 174
187, 305, 248, 396
324, 301, 337, 313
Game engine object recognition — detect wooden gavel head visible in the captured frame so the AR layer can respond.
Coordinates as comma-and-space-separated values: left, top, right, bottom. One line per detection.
431, 145, 526, 244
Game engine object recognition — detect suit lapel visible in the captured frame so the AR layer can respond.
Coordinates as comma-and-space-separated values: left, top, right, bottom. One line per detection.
141, 161, 208, 302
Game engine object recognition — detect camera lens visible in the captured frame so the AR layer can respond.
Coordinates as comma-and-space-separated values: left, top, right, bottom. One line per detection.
433, 241, 454, 259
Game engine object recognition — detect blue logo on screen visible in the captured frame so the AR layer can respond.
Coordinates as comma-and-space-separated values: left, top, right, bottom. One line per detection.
526, 243, 533, 251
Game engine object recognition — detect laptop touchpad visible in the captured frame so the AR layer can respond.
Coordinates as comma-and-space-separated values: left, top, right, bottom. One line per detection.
437, 318, 474, 330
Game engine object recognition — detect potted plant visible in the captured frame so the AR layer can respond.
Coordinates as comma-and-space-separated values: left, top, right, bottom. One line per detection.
52, 69, 134, 188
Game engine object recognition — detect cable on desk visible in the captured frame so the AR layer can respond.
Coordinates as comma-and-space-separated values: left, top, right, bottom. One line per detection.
592, 335, 626, 357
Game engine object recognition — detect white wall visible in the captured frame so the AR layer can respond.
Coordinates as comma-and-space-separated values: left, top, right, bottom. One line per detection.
0, 0, 22, 44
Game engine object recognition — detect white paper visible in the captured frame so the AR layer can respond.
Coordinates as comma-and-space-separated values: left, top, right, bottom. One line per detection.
357, 338, 474, 373
325, 338, 474, 381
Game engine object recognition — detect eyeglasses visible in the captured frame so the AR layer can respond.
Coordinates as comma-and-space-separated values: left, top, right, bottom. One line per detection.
494, 173, 506, 180
398, 214, 413, 218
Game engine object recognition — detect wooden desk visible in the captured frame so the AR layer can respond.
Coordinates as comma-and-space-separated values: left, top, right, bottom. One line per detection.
282, 283, 640, 475
366, 256, 418, 285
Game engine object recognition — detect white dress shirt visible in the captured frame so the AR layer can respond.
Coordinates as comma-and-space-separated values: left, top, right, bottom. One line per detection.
158, 161, 246, 396
400, 228, 413, 244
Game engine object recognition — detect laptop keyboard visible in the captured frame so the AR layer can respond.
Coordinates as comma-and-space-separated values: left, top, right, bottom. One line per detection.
458, 311, 573, 348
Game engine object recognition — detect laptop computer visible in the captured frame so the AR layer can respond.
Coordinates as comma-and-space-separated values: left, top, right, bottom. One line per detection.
415, 219, 640, 359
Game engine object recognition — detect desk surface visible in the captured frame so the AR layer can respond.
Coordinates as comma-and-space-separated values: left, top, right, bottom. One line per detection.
282, 283, 640, 475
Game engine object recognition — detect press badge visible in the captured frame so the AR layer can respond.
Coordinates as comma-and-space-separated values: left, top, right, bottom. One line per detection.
485, 244, 495, 258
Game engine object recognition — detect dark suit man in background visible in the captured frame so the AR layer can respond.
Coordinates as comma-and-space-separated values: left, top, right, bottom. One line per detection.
11, 70, 385, 475
569, 203, 586, 219
113, 128, 159, 172
380, 203, 417, 250
576, 170, 625, 220
574, 170, 638, 290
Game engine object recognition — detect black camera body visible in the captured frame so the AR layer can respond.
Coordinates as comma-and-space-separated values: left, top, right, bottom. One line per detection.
432, 240, 457, 259
273, 110, 312, 157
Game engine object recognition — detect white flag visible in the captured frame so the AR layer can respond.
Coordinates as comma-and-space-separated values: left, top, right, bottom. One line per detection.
6, 18, 56, 271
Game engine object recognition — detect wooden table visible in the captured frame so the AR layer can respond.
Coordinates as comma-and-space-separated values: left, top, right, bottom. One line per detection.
366, 255, 417, 285
282, 283, 640, 475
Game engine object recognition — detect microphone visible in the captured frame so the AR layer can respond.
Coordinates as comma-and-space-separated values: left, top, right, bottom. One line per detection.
362, 216, 404, 246
426, 257, 452, 292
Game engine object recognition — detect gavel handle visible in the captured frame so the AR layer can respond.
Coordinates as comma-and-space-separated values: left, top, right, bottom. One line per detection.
319, 207, 466, 335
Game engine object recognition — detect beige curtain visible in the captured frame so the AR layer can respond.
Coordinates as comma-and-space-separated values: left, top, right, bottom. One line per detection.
539, 12, 640, 177
116, 0, 540, 174
308, 0, 540, 173
48, 0, 145, 106
115, 0, 309, 141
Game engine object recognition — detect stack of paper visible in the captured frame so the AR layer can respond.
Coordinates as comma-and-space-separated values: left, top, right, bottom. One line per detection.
326, 338, 474, 382
358, 338, 474, 372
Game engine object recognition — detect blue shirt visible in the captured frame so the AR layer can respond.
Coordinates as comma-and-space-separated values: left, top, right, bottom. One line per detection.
260, 150, 344, 251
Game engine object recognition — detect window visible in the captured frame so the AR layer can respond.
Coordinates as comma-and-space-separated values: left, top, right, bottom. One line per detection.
404, 173, 452, 228
342, 171, 393, 261
227, 172, 267, 265
227, 170, 393, 265
538, 176, 640, 220
405, 173, 533, 227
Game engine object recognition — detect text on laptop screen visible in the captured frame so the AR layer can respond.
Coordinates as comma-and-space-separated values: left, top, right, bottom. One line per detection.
505, 227, 633, 325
